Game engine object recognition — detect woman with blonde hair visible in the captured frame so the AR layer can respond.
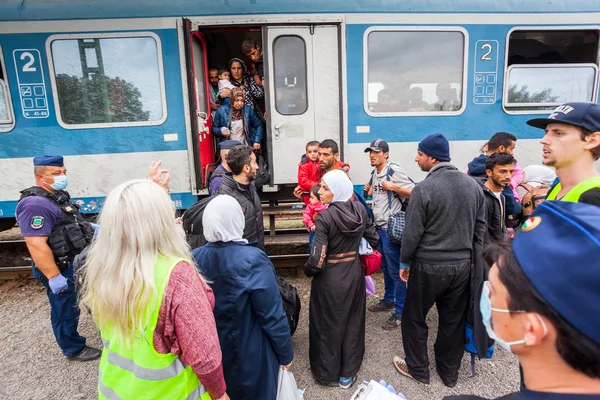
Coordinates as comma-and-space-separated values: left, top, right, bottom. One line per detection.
79, 179, 229, 400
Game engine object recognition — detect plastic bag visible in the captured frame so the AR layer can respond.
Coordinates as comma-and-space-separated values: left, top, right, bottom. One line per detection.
365, 276, 375, 296
276, 369, 304, 400
359, 238, 374, 255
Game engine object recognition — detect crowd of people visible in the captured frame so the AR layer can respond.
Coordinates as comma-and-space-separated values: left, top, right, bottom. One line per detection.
14, 101, 600, 400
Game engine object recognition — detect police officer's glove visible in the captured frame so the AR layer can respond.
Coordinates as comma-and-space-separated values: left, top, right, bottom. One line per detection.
49, 274, 68, 294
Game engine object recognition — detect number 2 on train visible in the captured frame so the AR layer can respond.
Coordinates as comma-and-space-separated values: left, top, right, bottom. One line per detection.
20, 52, 36, 72
480, 43, 493, 61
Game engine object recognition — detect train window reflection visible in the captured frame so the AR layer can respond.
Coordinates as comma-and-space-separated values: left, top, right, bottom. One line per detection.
0, 81, 10, 124
273, 36, 308, 115
366, 30, 465, 115
505, 65, 596, 109
50, 35, 166, 128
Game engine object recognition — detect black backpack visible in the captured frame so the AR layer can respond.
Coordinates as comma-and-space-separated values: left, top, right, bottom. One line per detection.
277, 276, 301, 336
181, 196, 214, 249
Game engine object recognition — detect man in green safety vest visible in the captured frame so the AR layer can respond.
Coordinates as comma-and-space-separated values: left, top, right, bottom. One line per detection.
527, 102, 600, 206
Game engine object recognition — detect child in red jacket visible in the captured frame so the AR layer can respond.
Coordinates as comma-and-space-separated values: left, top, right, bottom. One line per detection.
297, 141, 350, 204
303, 185, 328, 249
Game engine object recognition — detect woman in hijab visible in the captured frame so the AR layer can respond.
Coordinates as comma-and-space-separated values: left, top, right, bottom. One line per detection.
212, 87, 264, 150
229, 57, 264, 114
192, 195, 293, 400
304, 170, 379, 389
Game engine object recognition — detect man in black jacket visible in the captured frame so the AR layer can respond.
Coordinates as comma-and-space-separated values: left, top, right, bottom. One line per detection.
479, 152, 516, 247
394, 133, 486, 388
218, 145, 265, 250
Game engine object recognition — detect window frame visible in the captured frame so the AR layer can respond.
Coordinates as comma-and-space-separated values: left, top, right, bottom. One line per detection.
363, 26, 469, 118
502, 26, 600, 115
504, 63, 599, 108
272, 34, 309, 116
46, 32, 168, 130
0, 45, 16, 132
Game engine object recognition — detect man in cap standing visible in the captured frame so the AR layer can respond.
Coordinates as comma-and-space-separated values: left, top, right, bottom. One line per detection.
445, 201, 600, 399
208, 140, 244, 195
15, 156, 101, 361
527, 102, 600, 205
363, 139, 414, 330
393, 134, 486, 387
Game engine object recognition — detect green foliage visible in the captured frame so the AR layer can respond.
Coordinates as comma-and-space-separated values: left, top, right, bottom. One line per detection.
508, 84, 559, 104
56, 73, 149, 124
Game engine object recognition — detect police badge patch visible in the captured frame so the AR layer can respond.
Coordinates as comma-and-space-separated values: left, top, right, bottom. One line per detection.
30, 216, 45, 229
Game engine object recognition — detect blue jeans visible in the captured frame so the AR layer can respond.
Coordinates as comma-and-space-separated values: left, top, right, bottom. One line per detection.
309, 230, 316, 250
377, 228, 407, 315
33, 263, 86, 356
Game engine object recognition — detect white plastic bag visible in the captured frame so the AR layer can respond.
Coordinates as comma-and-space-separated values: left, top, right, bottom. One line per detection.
276, 369, 304, 400
359, 238, 374, 256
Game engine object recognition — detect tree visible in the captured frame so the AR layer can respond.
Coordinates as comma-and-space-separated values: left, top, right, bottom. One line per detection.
56, 73, 150, 124
507, 84, 558, 104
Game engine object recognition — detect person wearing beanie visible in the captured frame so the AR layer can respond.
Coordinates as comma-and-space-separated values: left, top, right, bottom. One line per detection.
445, 201, 600, 399
393, 133, 487, 388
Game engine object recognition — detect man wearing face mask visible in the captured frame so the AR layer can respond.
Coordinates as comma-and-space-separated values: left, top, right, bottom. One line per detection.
15, 156, 100, 361
446, 201, 600, 400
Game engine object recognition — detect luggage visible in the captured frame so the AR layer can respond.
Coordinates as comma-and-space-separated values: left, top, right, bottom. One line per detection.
181, 195, 214, 249
277, 276, 301, 336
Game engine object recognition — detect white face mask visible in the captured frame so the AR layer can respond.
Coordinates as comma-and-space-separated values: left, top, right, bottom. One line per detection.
480, 281, 548, 353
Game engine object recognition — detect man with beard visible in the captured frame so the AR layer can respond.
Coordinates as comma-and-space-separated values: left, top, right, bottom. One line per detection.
527, 102, 600, 205
217, 145, 265, 250
479, 152, 515, 247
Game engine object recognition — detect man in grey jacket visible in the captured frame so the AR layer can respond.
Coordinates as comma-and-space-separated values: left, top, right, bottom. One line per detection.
393, 133, 486, 388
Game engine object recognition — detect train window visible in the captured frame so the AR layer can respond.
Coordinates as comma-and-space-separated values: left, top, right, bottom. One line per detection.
48, 34, 167, 128
505, 64, 596, 108
0, 46, 15, 131
273, 36, 308, 115
504, 29, 599, 112
365, 29, 466, 116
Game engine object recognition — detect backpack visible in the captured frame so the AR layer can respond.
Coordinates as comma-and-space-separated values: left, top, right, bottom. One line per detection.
519, 183, 550, 218
277, 276, 301, 336
181, 196, 215, 249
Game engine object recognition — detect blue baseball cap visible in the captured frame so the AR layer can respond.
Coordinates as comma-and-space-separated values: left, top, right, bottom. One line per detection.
33, 155, 64, 167
219, 140, 244, 151
513, 201, 600, 345
527, 102, 600, 132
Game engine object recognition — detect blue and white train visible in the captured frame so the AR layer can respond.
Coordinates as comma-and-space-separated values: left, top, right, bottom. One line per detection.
1, 0, 600, 228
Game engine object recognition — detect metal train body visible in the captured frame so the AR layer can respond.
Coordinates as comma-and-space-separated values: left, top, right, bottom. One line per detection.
1, 0, 600, 226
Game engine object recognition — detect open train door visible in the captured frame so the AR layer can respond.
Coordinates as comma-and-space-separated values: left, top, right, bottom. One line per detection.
182, 18, 214, 192
265, 25, 342, 185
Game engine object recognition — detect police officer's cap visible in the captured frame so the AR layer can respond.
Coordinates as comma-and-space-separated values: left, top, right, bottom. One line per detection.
513, 201, 600, 345
33, 156, 64, 167
219, 140, 244, 151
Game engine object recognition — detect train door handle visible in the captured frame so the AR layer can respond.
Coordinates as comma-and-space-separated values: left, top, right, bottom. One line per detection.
274, 122, 287, 140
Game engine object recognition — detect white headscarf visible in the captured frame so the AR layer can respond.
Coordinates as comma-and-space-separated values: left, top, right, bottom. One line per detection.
322, 169, 354, 203
203, 195, 247, 243
523, 165, 556, 186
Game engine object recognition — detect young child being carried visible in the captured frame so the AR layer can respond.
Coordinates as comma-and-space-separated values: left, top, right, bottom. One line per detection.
303, 184, 327, 249
297, 140, 350, 205
217, 69, 235, 98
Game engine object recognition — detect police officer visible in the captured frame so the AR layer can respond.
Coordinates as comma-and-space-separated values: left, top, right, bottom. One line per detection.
16, 156, 100, 361
527, 102, 600, 205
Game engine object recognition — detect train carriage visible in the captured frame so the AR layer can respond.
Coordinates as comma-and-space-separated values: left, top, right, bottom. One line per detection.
1, 0, 599, 228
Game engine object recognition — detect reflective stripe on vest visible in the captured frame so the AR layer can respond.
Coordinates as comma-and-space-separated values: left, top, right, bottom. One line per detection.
547, 176, 600, 202
98, 255, 211, 400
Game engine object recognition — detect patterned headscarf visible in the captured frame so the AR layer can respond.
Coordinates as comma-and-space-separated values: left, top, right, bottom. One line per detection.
230, 87, 245, 121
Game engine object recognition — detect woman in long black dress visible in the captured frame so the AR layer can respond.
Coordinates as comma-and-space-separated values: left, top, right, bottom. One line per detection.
304, 169, 379, 389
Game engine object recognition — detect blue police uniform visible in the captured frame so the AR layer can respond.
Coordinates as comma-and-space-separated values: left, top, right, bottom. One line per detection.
15, 156, 90, 357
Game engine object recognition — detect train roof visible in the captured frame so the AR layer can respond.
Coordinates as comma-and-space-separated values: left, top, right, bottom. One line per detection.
1, 0, 600, 22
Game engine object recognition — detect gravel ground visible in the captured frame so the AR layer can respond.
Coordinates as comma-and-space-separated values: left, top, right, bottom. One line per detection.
0, 273, 519, 400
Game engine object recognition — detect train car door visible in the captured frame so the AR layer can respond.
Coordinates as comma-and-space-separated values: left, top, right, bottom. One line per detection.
265, 25, 341, 185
